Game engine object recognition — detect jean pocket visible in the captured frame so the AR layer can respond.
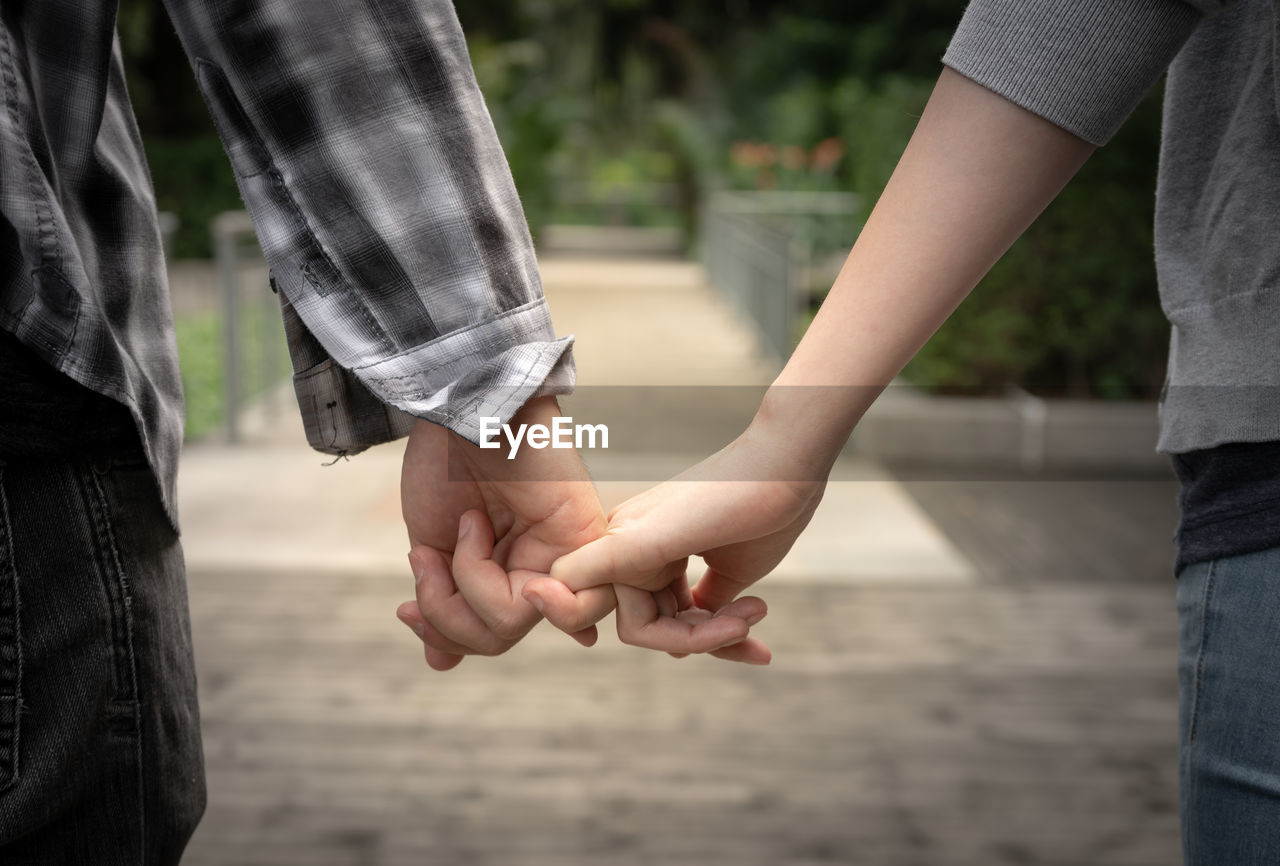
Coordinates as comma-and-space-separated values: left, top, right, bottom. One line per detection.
0, 465, 22, 791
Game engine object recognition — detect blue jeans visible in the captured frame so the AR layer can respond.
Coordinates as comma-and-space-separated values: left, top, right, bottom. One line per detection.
1178, 546, 1280, 864
0, 448, 205, 862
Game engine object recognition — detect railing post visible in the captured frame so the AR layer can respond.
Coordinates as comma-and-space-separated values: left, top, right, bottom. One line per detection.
214, 214, 240, 444
261, 273, 277, 418
787, 235, 811, 362
212, 210, 267, 444
1008, 384, 1048, 474
157, 211, 179, 261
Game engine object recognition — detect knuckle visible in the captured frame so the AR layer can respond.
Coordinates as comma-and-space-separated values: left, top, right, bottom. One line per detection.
615, 625, 647, 649
421, 633, 452, 653
480, 636, 513, 657
550, 603, 589, 632
490, 612, 531, 642
563, 614, 593, 634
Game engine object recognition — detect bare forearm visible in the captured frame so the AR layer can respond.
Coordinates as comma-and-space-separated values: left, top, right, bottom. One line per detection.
756, 68, 1095, 470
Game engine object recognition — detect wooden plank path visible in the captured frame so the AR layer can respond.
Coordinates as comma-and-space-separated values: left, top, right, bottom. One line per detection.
895, 472, 1179, 587
183, 479, 1183, 865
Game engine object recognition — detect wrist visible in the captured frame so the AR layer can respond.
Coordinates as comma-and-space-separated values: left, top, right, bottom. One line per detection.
741, 392, 837, 483
748, 383, 879, 481
456, 394, 594, 483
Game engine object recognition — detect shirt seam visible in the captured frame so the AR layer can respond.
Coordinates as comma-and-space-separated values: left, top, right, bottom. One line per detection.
195, 56, 397, 359
0, 26, 59, 269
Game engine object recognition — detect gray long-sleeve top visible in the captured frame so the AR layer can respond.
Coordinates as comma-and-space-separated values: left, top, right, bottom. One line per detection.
943, 0, 1280, 453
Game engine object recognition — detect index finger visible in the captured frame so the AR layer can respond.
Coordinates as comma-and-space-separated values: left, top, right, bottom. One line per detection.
524, 558, 687, 635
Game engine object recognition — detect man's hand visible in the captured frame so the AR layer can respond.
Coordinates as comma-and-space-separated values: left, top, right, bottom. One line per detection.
397, 396, 613, 670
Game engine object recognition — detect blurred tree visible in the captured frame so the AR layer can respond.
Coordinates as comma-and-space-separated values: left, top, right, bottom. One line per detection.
119, 0, 240, 258
118, 0, 211, 135
458, 0, 962, 240
116, 0, 1167, 398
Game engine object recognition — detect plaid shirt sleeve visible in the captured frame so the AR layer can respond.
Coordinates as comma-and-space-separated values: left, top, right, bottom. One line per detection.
162, 0, 574, 454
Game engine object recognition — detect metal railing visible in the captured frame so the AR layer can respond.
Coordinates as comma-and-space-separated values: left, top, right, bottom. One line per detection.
551, 181, 683, 227
539, 182, 688, 258
212, 211, 287, 443
702, 191, 860, 364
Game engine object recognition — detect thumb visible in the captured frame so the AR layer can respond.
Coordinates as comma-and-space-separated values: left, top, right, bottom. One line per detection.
454, 508, 496, 565
692, 566, 760, 613
450, 509, 535, 637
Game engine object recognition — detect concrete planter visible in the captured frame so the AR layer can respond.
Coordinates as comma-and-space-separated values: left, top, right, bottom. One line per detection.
850, 387, 1167, 474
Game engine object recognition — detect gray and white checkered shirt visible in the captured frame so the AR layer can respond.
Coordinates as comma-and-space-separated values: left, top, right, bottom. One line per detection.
0, 0, 574, 522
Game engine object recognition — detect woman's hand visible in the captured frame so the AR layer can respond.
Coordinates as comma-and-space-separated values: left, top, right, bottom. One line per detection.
524, 419, 826, 664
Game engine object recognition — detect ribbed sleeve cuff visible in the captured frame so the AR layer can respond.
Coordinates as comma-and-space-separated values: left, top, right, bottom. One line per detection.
942, 0, 1202, 145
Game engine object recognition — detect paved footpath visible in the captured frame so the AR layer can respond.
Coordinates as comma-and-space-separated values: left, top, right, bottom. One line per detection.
178, 257, 1182, 865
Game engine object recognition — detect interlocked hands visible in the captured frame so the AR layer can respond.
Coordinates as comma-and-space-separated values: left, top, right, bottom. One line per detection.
396, 397, 823, 668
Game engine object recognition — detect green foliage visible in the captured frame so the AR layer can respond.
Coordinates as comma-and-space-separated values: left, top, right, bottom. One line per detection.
756, 73, 1166, 400
175, 301, 292, 441
146, 137, 243, 259
467, 34, 577, 238
833, 77, 933, 221
120, 0, 1167, 399
467, 9, 720, 240
174, 312, 224, 441
711, 4, 954, 147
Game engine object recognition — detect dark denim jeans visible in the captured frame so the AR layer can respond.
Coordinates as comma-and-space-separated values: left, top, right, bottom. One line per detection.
0, 448, 205, 862
1178, 546, 1280, 864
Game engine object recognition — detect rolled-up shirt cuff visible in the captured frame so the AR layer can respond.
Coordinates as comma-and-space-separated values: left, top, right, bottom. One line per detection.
942, 0, 1204, 145
285, 296, 576, 455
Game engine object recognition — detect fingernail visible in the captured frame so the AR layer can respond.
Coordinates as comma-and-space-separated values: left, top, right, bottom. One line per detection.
458, 513, 472, 541
412, 621, 425, 637
523, 590, 545, 613
746, 612, 766, 626
408, 552, 425, 585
